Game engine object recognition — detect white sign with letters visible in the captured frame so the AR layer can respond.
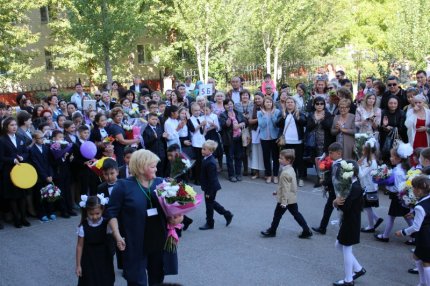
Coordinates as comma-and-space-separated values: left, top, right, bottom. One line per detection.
199, 84, 213, 97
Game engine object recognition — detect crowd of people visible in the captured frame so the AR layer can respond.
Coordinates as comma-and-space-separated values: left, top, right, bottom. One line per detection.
1, 68, 430, 286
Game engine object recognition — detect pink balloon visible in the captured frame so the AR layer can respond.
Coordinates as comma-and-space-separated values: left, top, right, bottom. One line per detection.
80, 141, 97, 159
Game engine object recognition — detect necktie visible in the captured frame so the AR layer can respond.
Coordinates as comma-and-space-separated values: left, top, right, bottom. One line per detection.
196, 118, 204, 134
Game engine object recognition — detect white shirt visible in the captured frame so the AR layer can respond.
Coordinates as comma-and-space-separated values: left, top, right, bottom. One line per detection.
387, 164, 406, 193
283, 114, 301, 144
403, 195, 430, 236
71, 93, 84, 110
189, 116, 206, 148
164, 118, 180, 146
231, 90, 241, 104
36, 144, 43, 154
76, 217, 111, 237
8, 134, 17, 147
358, 159, 378, 192
99, 128, 108, 139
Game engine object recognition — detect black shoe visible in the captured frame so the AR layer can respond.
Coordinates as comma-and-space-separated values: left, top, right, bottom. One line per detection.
261, 229, 276, 237
408, 268, 419, 274
374, 218, 384, 229
313, 182, 322, 188
14, 221, 22, 228
229, 177, 237, 182
68, 210, 78, 216
360, 227, 375, 233
61, 213, 71, 219
298, 230, 313, 239
311, 227, 326, 235
183, 218, 193, 231
225, 213, 233, 226
0, 222, 3, 230
333, 280, 354, 286
405, 239, 415, 245
21, 219, 31, 227
199, 223, 214, 230
374, 234, 389, 242
353, 268, 366, 280
236, 175, 242, 181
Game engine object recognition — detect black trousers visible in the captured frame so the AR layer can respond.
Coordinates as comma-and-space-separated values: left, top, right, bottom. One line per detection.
261, 139, 280, 176
270, 203, 310, 233
192, 147, 202, 183
127, 251, 164, 286
205, 192, 229, 226
318, 188, 336, 230
282, 143, 305, 179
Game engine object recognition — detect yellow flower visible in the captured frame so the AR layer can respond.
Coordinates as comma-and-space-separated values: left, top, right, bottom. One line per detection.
96, 157, 108, 169
185, 185, 196, 197
405, 180, 412, 188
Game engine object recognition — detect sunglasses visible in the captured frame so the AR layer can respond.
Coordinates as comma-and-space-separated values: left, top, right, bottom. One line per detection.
387, 83, 397, 87
315, 102, 325, 106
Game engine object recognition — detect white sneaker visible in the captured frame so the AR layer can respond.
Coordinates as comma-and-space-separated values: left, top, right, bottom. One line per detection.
298, 179, 304, 187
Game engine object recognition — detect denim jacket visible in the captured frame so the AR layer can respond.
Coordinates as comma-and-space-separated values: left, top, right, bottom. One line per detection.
257, 109, 281, 140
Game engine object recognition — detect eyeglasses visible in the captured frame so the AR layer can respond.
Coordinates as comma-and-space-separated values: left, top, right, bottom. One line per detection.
315, 102, 325, 106
387, 83, 397, 87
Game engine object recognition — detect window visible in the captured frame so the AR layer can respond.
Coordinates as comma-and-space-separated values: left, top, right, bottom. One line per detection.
45, 49, 54, 71
40, 6, 49, 23
137, 44, 154, 64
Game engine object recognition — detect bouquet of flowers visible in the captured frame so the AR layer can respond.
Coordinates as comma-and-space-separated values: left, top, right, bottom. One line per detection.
371, 164, 394, 185
102, 135, 115, 145
155, 180, 203, 252
398, 169, 421, 208
40, 184, 62, 202
170, 152, 194, 179
127, 107, 140, 119
318, 155, 333, 183
123, 124, 134, 139
333, 160, 355, 198
50, 140, 73, 160
354, 133, 370, 159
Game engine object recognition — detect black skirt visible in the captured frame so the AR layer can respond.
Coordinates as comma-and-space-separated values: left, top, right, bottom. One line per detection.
388, 193, 409, 217
414, 246, 430, 263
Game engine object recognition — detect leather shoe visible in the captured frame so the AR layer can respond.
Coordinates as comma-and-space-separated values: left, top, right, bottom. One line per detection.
21, 219, 31, 227
14, 221, 22, 228
261, 229, 276, 237
333, 280, 354, 286
353, 268, 366, 280
404, 239, 415, 245
225, 213, 233, 226
311, 227, 326, 235
374, 218, 384, 229
408, 268, 418, 274
199, 224, 214, 230
183, 217, 193, 231
374, 234, 389, 242
298, 230, 313, 239
360, 227, 375, 233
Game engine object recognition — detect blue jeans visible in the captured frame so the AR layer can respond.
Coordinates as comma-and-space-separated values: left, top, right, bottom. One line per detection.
224, 137, 243, 178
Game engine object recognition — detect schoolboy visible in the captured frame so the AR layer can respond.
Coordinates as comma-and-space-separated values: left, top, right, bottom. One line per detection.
96, 158, 119, 197
261, 149, 312, 238
142, 112, 167, 177
118, 147, 136, 179
199, 140, 233, 230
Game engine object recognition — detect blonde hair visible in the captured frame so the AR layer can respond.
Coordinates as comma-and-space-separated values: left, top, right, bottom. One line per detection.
203, 140, 218, 152
280, 149, 295, 162
215, 91, 225, 101
129, 149, 160, 177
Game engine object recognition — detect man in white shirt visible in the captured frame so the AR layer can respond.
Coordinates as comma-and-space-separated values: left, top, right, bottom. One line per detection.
184, 76, 195, 94
227, 77, 242, 104
70, 83, 89, 111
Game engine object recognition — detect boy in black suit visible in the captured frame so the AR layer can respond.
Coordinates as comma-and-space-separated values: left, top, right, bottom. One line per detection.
199, 140, 233, 230
96, 158, 119, 197
142, 112, 168, 177
30, 131, 56, 221
118, 147, 136, 179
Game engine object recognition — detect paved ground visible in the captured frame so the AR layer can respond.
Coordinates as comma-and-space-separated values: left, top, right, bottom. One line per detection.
0, 173, 419, 286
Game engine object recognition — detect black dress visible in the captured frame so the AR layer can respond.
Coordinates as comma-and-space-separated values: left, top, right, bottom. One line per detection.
107, 123, 126, 166
337, 181, 363, 246
78, 219, 115, 286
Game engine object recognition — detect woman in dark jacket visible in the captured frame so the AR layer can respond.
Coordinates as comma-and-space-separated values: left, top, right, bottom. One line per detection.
277, 97, 307, 186
333, 160, 366, 286
305, 97, 334, 187
219, 99, 246, 182
379, 96, 407, 164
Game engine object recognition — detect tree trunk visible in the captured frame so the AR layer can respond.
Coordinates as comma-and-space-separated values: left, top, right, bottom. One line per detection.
101, 0, 112, 88
195, 41, 204, 82
266, 46, 271, 75
204, 36, 210, 83
273, 45, 279, 84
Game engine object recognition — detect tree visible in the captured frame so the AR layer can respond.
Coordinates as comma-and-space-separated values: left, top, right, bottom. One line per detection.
48, 0, 148, 87
0, 0, 46, 89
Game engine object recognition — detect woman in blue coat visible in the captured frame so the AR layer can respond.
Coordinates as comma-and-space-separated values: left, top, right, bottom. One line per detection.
108, 149, 183, 286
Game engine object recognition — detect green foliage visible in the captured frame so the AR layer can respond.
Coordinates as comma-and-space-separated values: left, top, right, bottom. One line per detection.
0, 0, 46, 88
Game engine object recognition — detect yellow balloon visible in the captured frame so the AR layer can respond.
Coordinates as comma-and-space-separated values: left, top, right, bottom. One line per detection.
10, 163, 38, 189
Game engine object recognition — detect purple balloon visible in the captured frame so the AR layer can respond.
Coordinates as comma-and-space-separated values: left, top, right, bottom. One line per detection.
80, 141, 97, 159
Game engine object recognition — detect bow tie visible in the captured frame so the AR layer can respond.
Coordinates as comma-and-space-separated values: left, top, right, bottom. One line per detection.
107, 184, 115, 187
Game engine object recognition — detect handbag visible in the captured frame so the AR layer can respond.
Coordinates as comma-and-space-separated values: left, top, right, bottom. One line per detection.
276, 115, 293, 147
382, 127, 400, 155
304, 130, 316, 147
241, 127, 251, 147
364, 191, 379, 207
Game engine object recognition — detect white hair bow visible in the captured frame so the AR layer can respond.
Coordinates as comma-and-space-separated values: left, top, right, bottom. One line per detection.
79, 194, 109, 208
365, 137, 377, 148
397, 142, 413, 159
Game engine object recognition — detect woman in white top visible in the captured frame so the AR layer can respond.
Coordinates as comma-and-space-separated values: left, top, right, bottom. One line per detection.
355, 93, 381, 134
358, 138, 383, 233
292, 83, 306, 112
212, 91, 226, 116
